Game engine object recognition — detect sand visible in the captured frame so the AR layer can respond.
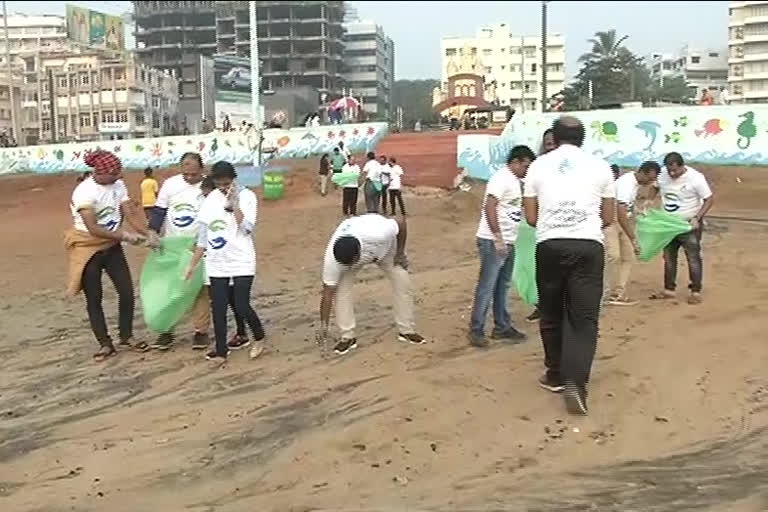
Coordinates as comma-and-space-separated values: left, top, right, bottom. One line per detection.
0, 160, 767, 511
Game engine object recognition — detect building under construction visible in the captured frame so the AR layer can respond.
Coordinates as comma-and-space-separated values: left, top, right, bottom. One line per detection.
133, 1, 346, 108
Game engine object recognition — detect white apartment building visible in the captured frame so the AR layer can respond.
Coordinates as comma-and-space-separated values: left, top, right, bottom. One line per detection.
646, 46, 728, 99
728, 1, 768, 103
440, 22, 565, 112
0, 14, 69, 55
343, 20, 394, 119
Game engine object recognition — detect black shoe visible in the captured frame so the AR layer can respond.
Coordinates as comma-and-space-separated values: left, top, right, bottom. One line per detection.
564, 381, 588, 415
468, 332, 489, 348
151, 333, 175, 351
205, 349, 229, 361
526, 309, 541, 323
491, 326, 527, 343
252, 326, 266, 342
227, 334, 251, 350
192, 332, 209, 350
398, 332, 426, 345
333, 338, 358, 355
538, 373, 564, 393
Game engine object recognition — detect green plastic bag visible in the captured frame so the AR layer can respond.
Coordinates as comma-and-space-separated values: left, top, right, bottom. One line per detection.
331, 172, 360, 187
373, 181, 383, 192
263, 171, 284, 200
140, 236, 204, 333
635, 209, 692, 262
512, 220, 538, 306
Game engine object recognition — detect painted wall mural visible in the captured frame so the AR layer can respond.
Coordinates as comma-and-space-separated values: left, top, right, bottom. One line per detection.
0, 123, 388, 175
458, 106, 768, 181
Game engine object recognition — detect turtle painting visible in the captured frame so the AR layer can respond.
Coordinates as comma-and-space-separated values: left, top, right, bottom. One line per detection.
590, 120, 619, 142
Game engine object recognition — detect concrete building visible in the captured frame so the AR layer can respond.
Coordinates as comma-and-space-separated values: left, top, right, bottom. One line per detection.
728, 1, 768, 103
647, 47, 728, 100
0, 13, 69, 56
21, 52, 179, 145
133, 0, 346, 128
343, 20, 394, 120
440, 22, 565, 112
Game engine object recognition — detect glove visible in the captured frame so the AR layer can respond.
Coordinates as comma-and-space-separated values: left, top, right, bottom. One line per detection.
394, 252, 409, 270
145, 231, 161, 250
121, 232, 144, 245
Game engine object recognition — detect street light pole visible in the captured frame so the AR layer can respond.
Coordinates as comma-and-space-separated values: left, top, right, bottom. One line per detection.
541, 0, 549, 112
3, 1, 18, 144
249, 0, 260, 128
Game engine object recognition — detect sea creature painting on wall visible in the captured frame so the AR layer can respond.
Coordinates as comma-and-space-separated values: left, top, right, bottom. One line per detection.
737, 111, 756, 149
635, 121, 661, 151
590, 121, 619, 142
664, 132, 682, 144
695, 119, 726, 138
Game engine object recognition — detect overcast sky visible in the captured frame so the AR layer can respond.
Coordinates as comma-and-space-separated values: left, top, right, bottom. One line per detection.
6, 1, 729, 80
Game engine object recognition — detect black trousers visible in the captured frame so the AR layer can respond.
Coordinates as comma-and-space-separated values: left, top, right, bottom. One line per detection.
663, 226, 703, 293
210, 276, 264, 356
388, 189, 406, 216
81, 244, 134, 346
380, 184, 390, 212
536, 239, 604, 387
342, 187, 358, 215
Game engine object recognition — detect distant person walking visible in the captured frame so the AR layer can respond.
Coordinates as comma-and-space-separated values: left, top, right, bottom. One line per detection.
140, 167, 159, 220
341, 155, 361, 216
523, 116, 616, 415
378, 155, 391, 213
362, 152, 382, 213
468, 145, 536, 348
318, 153, 330, 196
387, 157, 406, 216
651, 152, 714, 305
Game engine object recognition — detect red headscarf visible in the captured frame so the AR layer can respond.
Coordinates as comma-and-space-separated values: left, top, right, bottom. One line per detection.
84, 150, 122, 176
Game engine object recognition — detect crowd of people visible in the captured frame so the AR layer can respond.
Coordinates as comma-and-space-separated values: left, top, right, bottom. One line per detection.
64, 113, 713, 416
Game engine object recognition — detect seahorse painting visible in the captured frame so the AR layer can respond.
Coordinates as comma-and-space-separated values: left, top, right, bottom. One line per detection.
737, 111, 756, 149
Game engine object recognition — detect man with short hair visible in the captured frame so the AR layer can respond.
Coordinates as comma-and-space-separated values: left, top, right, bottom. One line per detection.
604, 161, 661, 306
330, 147, 347, 190
523, 116, 616, 415
316, 214, 426, 355
468, 145, 536, 348
653, 152, 714, 304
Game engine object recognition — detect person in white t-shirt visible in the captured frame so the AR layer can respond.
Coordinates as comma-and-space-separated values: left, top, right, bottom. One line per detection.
604, 161, 660, 306
148, 152, 211, 351
522, 116, 616, 415
66, 150, 153, 361
378, 155, 392, 212
316, 214, 426, 355
468, 145, 536, 348
340, 155, 361, 216
185, 161, 265, 362
386, 157, 406, 216
654, 152, 714, 304
362, 152, 382, 213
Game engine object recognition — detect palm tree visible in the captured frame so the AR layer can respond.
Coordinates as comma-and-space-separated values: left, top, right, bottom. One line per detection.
578, 30, 629, 63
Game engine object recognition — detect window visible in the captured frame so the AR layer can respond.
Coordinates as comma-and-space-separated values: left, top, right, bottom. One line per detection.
152, 114, 160, 129
152, 96, 160, 108
80, 73, 89, 86
530, 63, 537, 74
80, 114, 91, 127
524, 48, 536, 58
482, 49, 492, 56
733, 84, 743, 95
510, 82, 520, 89
72, 116, 77, 132
58, 77, 67, 88
42, 119, 51, 131
445, 48, 456, 56
510, 64, 519, 72
117, 111, 128, 123
102, 111, 115, 123
116, 68, 125, 80
135, 112, 145, 125
691, 56, 701, 64
708, 52, 719, 58
501, 65, 506, 70
500, 47, 505, 53
484, 66, 492, 74
510, 46, 521, 54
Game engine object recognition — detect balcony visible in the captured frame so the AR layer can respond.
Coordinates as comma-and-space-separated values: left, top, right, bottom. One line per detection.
745, 33, 768, 43
743, 51, 768, 60
744, 89, 768, 99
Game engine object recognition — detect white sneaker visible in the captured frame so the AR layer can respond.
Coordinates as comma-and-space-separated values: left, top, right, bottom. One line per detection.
249, 342, 265, 360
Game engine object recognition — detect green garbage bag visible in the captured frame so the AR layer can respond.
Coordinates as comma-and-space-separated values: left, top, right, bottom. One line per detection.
331, 172, 360, 187
373, 181, 383, 192
635, 208, 692, 262
140, 236, 204, 333
263, 171, 284, 200
512, 220, 538, 306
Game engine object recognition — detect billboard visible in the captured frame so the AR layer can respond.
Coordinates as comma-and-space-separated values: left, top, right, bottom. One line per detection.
66, 4, 124, 50
213, 55, 253, 129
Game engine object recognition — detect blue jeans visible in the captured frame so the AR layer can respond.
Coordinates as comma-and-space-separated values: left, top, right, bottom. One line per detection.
470, 237, 516, 335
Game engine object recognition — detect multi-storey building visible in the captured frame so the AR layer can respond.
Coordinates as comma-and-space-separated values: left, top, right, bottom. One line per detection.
728, 1, 768, 103
0, 14, 69, 56
21, 51, 179, 145
647, 47, 728, 100
343, 20, 394, 120
440, 22, 565, 112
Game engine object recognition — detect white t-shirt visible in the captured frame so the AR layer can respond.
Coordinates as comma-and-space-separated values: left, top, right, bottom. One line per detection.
198, 187, 258, 278
71, 177, 129, 233
379, 163, 392, 186
363, 160, 381, 183
155, 174, 204, 237
658, 166, 713, 220
322, 214, 399, 286
615, 172, 640, 217
341, 163, 361, 188
476, 168, 523, 244
523, 144, 615, 244
389, 164, 403, 190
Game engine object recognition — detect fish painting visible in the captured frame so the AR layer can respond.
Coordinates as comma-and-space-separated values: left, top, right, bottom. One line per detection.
664, 132, 682, 144
695, 119, 726, 138
635, 121, 661, 151
277, 135, 290, 147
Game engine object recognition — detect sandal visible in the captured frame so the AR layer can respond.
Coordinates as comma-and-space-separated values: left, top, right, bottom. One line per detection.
93, 344, 117, 362
649, 290, 676, 300
118, 339, 151, 352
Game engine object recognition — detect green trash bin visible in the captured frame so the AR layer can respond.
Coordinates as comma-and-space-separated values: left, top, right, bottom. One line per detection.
263, 170, 285, 200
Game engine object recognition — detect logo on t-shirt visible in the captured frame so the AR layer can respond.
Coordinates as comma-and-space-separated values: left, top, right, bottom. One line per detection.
96, 206, 118, 231
208, 219, 228, 250
663, 192, 680, 212
172, 202, 198, 228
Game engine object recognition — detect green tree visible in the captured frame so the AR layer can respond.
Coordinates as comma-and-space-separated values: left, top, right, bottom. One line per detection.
648, 75, 695, 104
578, 29, 629, 63
392, 79, 441, 128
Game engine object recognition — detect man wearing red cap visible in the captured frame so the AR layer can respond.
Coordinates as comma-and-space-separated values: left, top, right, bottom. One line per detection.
65, 150, 156, 361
